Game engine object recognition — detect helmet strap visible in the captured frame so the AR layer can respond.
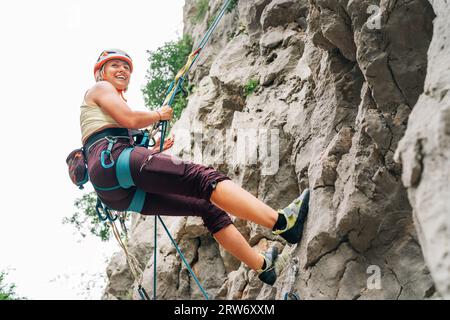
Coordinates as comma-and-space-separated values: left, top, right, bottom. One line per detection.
119, 90, 127, 102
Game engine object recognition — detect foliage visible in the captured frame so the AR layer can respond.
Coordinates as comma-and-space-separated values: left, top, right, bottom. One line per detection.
244, 78, 259, 97
192, 0, 209, 23
142, 35, 193, 122
62, 191, 111, 242
226, 0, 239, 13
0, 270, 24, 300
208, 0, 239, 28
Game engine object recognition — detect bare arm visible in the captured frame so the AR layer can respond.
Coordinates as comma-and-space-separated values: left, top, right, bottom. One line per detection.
86, 81, 171, 129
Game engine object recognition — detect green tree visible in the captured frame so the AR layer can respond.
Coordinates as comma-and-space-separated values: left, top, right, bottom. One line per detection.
142, 35, 193, 122
0, 270, 23, 300
192, 0, 209, 23
207, 0, 239, 28
226, 0, 239, 13
62, 192, 111, 242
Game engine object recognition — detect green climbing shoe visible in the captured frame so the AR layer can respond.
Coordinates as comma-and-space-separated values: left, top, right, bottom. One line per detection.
273, 188, 310, 244
257, 246, 290, 286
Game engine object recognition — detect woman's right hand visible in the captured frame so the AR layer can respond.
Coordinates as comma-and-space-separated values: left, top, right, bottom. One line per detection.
156, 105, 173, 121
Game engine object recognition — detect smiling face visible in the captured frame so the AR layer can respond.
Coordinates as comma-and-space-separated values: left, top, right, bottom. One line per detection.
100, 59, 131, 91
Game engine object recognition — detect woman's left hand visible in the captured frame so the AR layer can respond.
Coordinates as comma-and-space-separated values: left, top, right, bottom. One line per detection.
152, 134, 175, 152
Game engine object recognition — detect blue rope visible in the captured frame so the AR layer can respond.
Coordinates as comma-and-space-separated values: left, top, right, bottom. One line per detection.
158, 0, 233, 152
152, 0, 233, 300
158, 216, 209, 299
188, 0, 233, 73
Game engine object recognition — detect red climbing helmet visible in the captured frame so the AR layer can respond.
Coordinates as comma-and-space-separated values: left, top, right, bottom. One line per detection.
94, 49, 133, 77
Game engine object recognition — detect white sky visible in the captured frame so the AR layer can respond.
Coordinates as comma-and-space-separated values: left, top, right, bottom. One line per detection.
0, 0, 185, 299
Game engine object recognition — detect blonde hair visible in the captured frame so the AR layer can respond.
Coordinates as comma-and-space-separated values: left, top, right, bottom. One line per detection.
95, 65, 105, 82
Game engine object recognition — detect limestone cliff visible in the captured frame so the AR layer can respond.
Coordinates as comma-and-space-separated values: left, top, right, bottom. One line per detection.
103, 0, 450, 300
395, 0, 450, 299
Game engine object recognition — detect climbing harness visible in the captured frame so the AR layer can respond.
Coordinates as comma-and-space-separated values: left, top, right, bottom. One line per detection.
87, 128, 153, 299
67, 0, 235, 300
146, 0, 234, 300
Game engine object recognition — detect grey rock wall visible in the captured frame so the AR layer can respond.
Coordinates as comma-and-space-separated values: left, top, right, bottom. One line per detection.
103, 0, 448, 300
395, 0, 450, 299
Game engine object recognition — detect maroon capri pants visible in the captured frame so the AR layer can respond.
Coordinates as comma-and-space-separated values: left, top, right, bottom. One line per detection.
86, 138, 233, 234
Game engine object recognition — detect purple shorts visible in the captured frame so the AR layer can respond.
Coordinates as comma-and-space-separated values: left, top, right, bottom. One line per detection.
87, 139, 233, 234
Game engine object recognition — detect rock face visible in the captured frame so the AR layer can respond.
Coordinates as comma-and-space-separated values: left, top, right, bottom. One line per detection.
103, 0, 448, 299
395, 0, 450, 299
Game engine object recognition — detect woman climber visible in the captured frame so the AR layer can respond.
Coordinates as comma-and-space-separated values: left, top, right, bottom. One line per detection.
80, 49, 310, 286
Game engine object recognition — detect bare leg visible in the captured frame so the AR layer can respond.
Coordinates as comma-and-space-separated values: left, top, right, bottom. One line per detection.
210, 180, 282, 271
210, 180, 278, 229
213, 224, 264, 271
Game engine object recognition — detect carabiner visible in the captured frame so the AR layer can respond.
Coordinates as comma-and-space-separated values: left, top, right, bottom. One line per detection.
100, 136, 117, 168
95, 198, 118, 222
284, 292, 300, 300
107, 209, 118, 222
95, 198, 109, 222
101, 150, 115, 168
137, 130, 150, 148
138, 285, 150, 300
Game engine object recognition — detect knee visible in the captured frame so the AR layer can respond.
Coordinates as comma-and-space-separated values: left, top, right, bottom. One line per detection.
204, 175, 231, 202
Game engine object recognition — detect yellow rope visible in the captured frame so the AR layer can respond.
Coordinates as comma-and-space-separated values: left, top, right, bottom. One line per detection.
143, 49, 200, 138
108, 218, 144, 287
162, 49, 200, 106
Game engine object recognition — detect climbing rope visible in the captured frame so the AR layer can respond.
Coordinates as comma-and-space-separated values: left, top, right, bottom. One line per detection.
283, 258, 300, 300
109, 218, 142, 286
150, 0, 234, 300
96, 202, 151, 300
279, 246, 301, 300
158, 216, 209, 299
147, 0, 234, 148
